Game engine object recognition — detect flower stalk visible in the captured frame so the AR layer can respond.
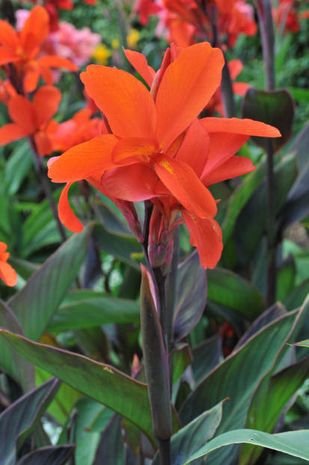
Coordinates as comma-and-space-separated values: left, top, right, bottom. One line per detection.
140, 264, 172, 465
256, 0, 277, 305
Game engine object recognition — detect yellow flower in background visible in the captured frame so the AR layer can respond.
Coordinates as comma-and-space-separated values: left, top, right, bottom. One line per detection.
92, 44, 112, 65
111, 38, 120, 49
127, 28, 140, 48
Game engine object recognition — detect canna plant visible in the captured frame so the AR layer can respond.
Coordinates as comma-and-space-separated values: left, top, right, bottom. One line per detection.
0, 1, 308, 465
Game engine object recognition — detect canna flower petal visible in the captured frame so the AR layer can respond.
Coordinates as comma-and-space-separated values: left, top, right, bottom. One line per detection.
58, 182, 84, 233
203, 155, 255, 186
0, 20, 19, 50
20, 6, 49, 57
0, 123, 30, 144
202, 133, 248, 177
99, 164, 166, 202
174, 119, 209, 178
33, 86, 62, 126
8, 95, 36, 133
112, 137, 158, 165
38, 55, 78, 72
48, 134, 118, 182
202, 117, 281, 137
34, 130, 53, 156
182, 213, 223, 269
0, 241, 17, 287
81, 65, 156, 140
23, 63, 41, 93
0, 261, 17, 287
124, 49, 155, 87
154, 156, 217, 218
0, 46, 19, 65
155, 42, 224, 151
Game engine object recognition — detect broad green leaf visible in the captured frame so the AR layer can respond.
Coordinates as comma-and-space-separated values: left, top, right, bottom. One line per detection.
21, 198, 61, 257
0, 379, 59, 465
94, 200, 131, 237
0, 300, 34, 390
93, 416, 125, 465
4, 141, 32, 196
276, 261, 296, 301
0, 329, 156, 444
73, 399, 114, 465
192, 335, 222, 385
222, 159, 266, 243
284, 279, 309, 310
172, 344, 192, 385
9, 228, 90, 339
280, 124, 309, 228
235, 303, 286, 349
8, 257, 38, 281
242, 88, 294, 151
36, 368, 80, 425
94, 224, 141, 269
173, 252, 207, 341
295, 339, 309, 348
48, 290, 139, 333
236, 154, 297, 260
153, 402, 224, 465
240, 357, 309, 465
180, 309, 301, 465
184, 429, 309, 464
16, 445, 74, 465
207, 268, 264, 319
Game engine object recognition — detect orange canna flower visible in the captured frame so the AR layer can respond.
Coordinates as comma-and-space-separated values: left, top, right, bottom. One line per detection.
48, 43, 280, 268
0, 85, 61, 156
0, 242, 17, 287
159, 0, 256, 48
0, 79, 16, 104
0, 6, 77, 92
48, 107, 107, 152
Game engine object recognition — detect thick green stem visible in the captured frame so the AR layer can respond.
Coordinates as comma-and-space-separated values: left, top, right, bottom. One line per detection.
140, 266, 172, 465
221, 54, 236, 117
266, 139, 276, 305
256, 0, 277, 305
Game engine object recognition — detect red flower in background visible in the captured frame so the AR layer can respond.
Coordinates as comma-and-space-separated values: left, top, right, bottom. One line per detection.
156, 0, 256, 47
135, 0, 162, 25
0, 86, 61, 156
273, 0, 309, 33
0, 242, 17, 287
48, 43, 280, 268
0, 6, 76, 92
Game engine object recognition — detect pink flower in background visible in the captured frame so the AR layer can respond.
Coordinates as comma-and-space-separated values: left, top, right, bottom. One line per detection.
45, 22, 101, 67
16, 9, 101, 67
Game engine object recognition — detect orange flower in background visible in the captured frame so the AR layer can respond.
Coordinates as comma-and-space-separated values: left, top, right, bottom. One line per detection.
0, 79, 16, 104
0, 242, 17, 287
158, 0, 256, 47
49, 107, 107, 152
0, 85, 61, 156
48, 43, 280, 268
0, 6, 77, 92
